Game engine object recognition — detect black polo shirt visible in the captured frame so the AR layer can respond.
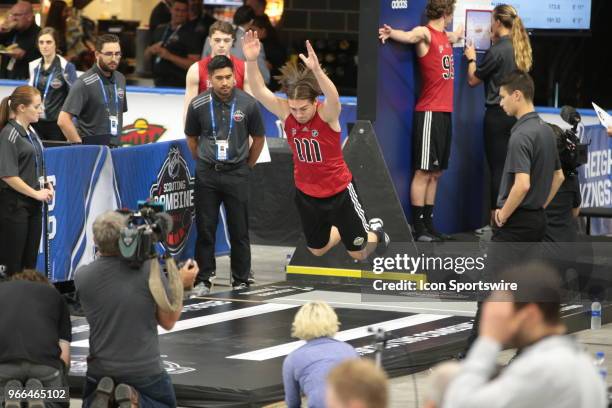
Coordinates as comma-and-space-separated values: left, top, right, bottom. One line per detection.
0, 24, 41, 80
0, 280, 72, 369
151, 23, 201, 88
185, 88, 265, 165
0, 120, 44, 192
497, 112, 561, 210
475, 36, 517, 107
32, 56, 70, 123
61, 64, 128, 145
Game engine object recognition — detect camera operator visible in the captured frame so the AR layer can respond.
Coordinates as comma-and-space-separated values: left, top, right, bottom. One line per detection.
75, 211, 198, 408
543, 123, 581, 243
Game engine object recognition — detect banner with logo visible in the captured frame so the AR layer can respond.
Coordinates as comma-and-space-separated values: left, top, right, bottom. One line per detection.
578, 125, 612, 235
35, 140, 230, 282
36, 146, 119, 281
111, 139, 230, 263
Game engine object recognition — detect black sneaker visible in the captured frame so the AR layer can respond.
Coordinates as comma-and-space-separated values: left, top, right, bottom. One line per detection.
369, 218, 390, 255
91, 377, 114, 408
429, 229, 453, 241
232, 282, 249, 291
414, 231, 442, 242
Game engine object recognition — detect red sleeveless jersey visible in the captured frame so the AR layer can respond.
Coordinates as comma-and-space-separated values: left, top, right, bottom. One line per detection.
414, 25, 454, 112
284, 110, 352, 198
198, 55, 245, 93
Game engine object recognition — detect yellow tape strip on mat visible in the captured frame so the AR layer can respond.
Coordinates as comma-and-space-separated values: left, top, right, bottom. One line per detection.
286, 265, 427, 282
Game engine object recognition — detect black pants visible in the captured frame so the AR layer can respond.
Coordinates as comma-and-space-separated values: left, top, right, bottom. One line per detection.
484, 105, 516, 209
194, 162, 251, 285
0, 189, 42, 276
466, 208, 546, 352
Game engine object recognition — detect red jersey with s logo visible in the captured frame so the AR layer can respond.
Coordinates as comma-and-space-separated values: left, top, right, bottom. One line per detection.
284, 110, 352, 198
415, 25, 454, 113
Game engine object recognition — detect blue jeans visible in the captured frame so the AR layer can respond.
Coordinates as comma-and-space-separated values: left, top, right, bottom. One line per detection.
82, 371, 176, 408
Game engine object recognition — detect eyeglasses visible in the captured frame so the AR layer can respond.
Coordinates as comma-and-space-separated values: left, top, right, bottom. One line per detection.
100, 52, 122, 58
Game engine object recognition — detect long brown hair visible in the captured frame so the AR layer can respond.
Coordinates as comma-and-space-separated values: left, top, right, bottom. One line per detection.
275, 61, 321, 101
493, 4, 533, 72
0, 86, 41, 128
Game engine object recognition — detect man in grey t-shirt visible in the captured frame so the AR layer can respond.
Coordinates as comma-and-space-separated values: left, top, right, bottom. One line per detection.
57, 34, 128, 146
493, 71, 564, 240
75, 211, 198, 408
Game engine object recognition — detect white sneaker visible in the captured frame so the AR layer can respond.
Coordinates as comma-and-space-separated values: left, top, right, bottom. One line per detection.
190, 282, 211, 297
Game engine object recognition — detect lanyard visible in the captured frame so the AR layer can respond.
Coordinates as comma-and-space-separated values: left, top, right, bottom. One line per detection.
25, 130, 43, 181
209, 99, 235, 140
34, 65, 56, 103
97, 75, 120, 116
162, 24, 181, 47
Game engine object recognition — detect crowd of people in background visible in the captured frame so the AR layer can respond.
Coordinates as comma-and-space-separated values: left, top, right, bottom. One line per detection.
0, 0, 288, 91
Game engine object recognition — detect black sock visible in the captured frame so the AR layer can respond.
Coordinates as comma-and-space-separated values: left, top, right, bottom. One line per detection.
424, 204, 434, 232
412, 205, 425, 235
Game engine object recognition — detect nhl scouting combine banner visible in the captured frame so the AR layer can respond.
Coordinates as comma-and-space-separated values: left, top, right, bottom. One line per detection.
36, 146, 119, 281
578, 125, 612, 235
111, 139, 230, 262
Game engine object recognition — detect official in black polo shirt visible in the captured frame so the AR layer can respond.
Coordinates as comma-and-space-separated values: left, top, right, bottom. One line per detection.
493, 71, 564, 241
465, 71, 565, 353
28, 28, 78, 142
0, 86, 54, 277
0, 1, 41, 80
185, 55, 265, 295
57, 34, 128, 146
465, 4, 532, 225
145, 0, 201, 88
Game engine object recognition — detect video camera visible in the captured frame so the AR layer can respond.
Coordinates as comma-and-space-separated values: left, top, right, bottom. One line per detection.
118, 201, 173, 267
557, 105, 589, 176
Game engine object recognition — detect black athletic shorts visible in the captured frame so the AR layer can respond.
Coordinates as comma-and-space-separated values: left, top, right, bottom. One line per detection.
413, 111, 452, 171
295, 181, 370, 252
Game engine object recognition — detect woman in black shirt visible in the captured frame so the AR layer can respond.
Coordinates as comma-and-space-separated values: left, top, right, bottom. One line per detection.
465, 4, 533, 226
0, 86, 54, 277
28, 27, 77, 141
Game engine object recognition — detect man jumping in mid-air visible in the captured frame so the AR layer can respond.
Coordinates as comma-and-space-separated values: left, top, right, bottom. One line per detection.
243, 31, 389, 261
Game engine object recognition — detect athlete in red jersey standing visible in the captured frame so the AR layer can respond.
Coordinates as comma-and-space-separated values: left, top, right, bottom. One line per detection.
379, 0, 463, 242
184, 21, 251, 122
243, 32, 389, 260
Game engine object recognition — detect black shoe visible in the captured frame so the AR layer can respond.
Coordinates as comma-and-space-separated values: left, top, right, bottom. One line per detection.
415, 231, 442, 242
25, 378, 44, 408
232, 282, 249, 291
429, 229, 453, 241
91, 376, 114, 408
247, 270, 255, 284
4, 379, 23, 408
369, 218, 390, 255
115, 383, 138, 408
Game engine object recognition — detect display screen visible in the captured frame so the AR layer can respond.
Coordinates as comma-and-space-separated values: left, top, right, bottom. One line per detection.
203, 0, 243, 6
493, 1, 592, 30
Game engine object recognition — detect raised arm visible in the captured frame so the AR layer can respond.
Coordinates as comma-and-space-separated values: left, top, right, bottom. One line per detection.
446, 23, 464, 44
299, 40, 340, 124
378, 24, 430, 45
242, 30, 289, 121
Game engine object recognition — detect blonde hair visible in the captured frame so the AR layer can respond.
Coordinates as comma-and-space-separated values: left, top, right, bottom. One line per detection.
327, 359, 389, 408
291, 301, 339, 340
493, 4, 532, 72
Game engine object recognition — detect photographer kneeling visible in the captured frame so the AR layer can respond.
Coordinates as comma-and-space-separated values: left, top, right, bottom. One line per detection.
75, 211, 198, 408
